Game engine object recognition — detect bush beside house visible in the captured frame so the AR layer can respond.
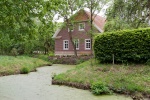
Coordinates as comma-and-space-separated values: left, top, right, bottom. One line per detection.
49, 55, 93, 65
94, 28, 150, 64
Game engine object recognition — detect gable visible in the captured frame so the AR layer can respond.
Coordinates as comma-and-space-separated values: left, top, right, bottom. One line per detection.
52, 10, 106, 38
70, 10, 89, 22
84, 11, 106, 32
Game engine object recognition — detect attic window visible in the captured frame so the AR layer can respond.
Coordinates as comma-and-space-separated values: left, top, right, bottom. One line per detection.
79, 23, 85, 31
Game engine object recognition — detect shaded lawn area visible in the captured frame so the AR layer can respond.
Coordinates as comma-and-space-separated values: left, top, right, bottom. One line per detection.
54, 59, 150, 96
0, 56, 51, 76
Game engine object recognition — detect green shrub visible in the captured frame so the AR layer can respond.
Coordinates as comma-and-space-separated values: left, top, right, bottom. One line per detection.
91, 81, 111, 95
146, 59, 150, 66
76, 59, 84, 64
20, 67, 30, 74
94, 28, 150, 64
48, 51, 54, 56
11, 48, 18, 57
37, 55, 49, 61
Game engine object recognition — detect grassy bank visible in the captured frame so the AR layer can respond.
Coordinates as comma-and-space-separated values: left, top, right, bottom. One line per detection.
0, 56, 51, 76
53, 60, 150, 97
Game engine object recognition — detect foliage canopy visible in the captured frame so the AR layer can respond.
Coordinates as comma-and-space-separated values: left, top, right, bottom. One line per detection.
0, 0, 57, 54
104, 0, 150, 32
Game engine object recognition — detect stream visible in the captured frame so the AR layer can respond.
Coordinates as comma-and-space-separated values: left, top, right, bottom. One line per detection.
0, 64, 132, 100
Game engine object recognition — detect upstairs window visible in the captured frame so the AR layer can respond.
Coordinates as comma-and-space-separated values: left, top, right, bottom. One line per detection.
68, 25, 74, 32
85, 39, 91, 50
79, 23, 85, 31
74, 39, 79, 50
63, 40, 69, 50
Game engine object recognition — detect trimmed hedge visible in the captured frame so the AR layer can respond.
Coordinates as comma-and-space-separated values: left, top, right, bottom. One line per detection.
94, 28, 150, 64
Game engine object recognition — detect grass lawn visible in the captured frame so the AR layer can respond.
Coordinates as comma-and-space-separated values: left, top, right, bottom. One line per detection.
54, 59, 150, 96
0, 55, 51, 76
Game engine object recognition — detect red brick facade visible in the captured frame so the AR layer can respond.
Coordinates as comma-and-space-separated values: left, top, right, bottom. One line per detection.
53, 10, 105, 56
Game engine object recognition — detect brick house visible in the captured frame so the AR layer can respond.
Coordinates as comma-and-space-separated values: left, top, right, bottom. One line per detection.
52, 10, 106, 56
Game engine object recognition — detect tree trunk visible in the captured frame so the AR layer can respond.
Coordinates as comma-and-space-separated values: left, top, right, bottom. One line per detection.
68, 30, 78, 57
44, 47, 47, 55
66, 18, 78, 57
90, 1, 94, 56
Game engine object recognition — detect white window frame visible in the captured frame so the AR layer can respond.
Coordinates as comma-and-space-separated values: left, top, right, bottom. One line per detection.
79, 23, 85, 31
74, 39, 79, 50
63, 40, 69, 50
85, 39, 91, 50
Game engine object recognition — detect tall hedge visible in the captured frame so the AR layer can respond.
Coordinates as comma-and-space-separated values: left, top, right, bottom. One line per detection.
94, 28, 150, 64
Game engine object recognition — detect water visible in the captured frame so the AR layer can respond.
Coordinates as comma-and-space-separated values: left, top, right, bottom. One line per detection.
0, 64, 132, 100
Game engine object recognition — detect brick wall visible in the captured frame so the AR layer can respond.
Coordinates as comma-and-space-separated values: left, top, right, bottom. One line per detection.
54, 10, 98, 56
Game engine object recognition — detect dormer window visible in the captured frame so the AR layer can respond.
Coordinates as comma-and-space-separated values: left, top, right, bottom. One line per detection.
79, 23, 85, 31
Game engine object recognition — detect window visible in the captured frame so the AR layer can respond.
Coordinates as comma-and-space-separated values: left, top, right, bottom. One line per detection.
79, 23, 85, 31
85, 39, 91, 50
63, 40, 69, 50
74, 39, 79, 50
68, 25, 74, 32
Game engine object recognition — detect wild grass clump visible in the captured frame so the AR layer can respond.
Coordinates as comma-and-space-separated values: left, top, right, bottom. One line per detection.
91, 81, 111, 95
20, 67, 29, 74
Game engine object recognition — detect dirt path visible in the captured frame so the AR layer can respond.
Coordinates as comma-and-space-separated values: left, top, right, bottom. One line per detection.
0, 64, 132, 100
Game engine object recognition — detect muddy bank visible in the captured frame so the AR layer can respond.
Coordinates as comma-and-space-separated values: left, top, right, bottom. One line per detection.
52, 80, 91, 90
0, 64, 51, 77
52, 78, 150, 100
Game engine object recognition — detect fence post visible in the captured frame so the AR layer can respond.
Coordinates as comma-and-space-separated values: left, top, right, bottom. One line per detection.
112, 54, 114, 65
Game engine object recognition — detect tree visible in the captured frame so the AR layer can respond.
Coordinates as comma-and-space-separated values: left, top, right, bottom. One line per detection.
0, 0, 40, 54
84, 0, 108, 31
0, 0, 57, 54
105, 0, 150, 32
38, 22, 55, 54
55, 0, 84, 57
83, 0, 109, 55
